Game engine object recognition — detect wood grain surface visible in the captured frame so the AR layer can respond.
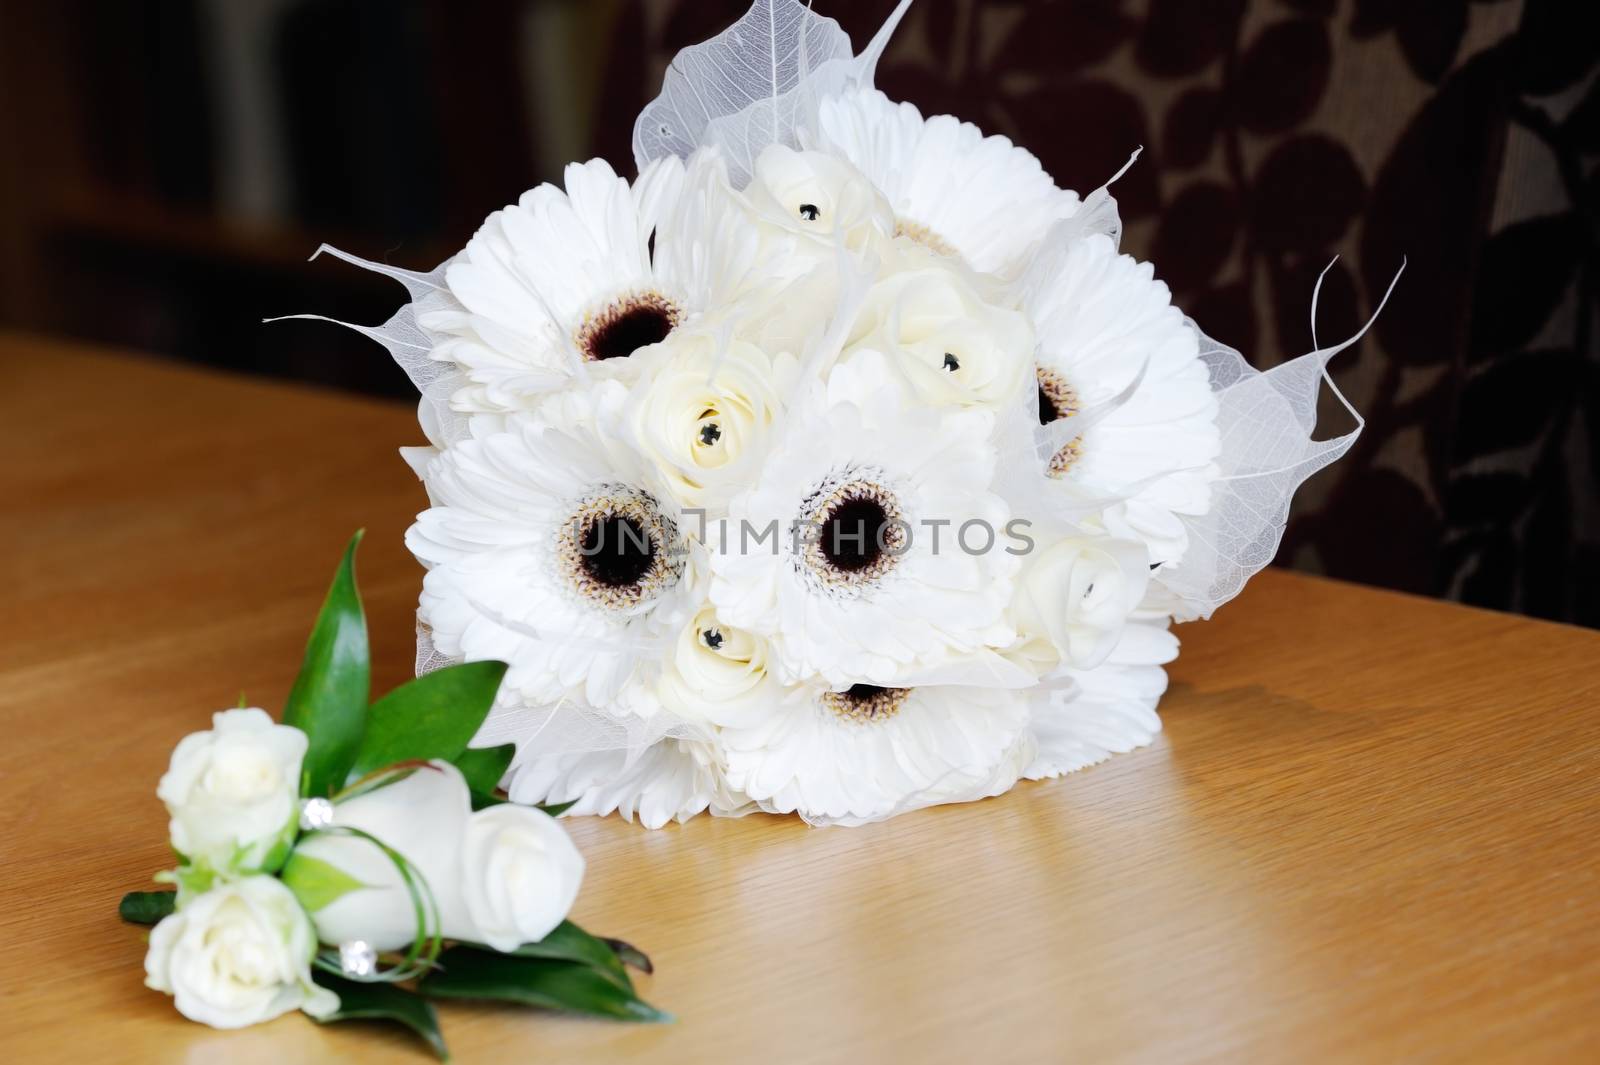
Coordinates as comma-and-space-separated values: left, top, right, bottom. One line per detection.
3, 335, 1598, 1064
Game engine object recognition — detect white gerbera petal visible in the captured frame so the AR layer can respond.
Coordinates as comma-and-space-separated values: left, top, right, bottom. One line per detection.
721, 680, 1031, 825
1018, 233, 1222, 566
506, 736, 737, 830
815, 88, 1080, 276
1024, 616, 1177, 780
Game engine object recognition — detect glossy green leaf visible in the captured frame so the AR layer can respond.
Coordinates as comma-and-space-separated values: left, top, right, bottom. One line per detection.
345, 661, 508, 783
281, 852, 368, 912
452, 743, 515, 796
420, 947, 670, 1022
312, 972, 448, 1060
285, 532, 370, 797
511, 920, 632, 988
119, 890, 176, 925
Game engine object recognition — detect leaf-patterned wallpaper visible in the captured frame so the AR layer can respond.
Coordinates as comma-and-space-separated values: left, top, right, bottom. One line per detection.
597, 0, 1598, 625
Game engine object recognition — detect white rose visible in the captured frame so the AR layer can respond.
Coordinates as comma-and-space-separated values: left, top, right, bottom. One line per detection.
1010, 536, 1150, 671
742, 145, 894, 254
843, 247, 1033, 411
459, 804, 587, 951
628, 333, 796, 510
144, 875, 336, 1029
656, 604, 777, 723
289, 761, 584, 953
157, 708, 305, 874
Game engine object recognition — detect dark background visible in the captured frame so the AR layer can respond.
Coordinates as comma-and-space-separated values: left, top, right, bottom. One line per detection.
1, 0, 1596, 624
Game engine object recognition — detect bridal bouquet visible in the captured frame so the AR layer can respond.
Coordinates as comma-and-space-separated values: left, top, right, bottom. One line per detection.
310, 0, 1394, 827
120, 535, 665, 1057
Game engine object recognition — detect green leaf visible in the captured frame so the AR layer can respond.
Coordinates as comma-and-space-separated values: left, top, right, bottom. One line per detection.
312, 972, 448, 1060
281, 852, 368, 912
119, 890, 176, 925
420, 947, 670, 1022
511, 920, 632, 988
285, 532, 370, 797
601, 937, 655, 975
155, 864, 216, 901
451, 743, 516, 795
345, 661, 508, 784
538, 800, 577, 817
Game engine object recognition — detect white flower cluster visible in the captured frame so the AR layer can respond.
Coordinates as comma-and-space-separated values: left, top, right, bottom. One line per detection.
344, 2, 1364, 827
143, 709, 583, 1028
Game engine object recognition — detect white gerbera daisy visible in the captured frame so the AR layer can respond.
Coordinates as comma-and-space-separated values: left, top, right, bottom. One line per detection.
423, 151, 785, 415
716, 680, 1032, 825
1019, 233, 1221, 566
814, 88, 1079, 276
1024, 617, 1177, 780
406, 383, 694, 707
709, 349, 1017, 687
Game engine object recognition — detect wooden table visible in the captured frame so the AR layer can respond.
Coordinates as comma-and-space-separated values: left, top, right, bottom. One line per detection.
4, 334, 1598, 1064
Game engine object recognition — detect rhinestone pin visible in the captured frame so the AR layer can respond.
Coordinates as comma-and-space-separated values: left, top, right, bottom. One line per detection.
339, 940, 377, 978
299, 797, 336, 831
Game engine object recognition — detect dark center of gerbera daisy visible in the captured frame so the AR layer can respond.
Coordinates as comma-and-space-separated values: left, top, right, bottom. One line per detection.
577, 291, 681, 361
801, 475, 907, 591
559, 487, 683, 610
1036, 366, 1079, 425
798, 202, 821, 221
580, 515, 655, 587
1038, 384, 1059, 424
822, 683, 910, 723
821, 496, 891, 573
1035, 366, 1085, 476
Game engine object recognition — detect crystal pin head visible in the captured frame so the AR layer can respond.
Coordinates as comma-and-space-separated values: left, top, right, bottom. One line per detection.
300, 797, 335, 831
339, 940, 377, 978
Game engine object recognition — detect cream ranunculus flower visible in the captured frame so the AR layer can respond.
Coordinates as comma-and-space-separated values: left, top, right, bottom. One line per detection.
157, 708, 305, 874
1009, 534, 1151, 672
741, 144, 894, 254
627, 332, 797, 511
144, 875, 336, 1029
656, 603, 779, 723
288, 761, 583, 953
842, 246, 1034, 411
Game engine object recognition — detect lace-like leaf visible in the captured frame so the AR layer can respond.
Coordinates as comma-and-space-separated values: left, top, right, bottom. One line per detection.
632, 0, 912, 185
